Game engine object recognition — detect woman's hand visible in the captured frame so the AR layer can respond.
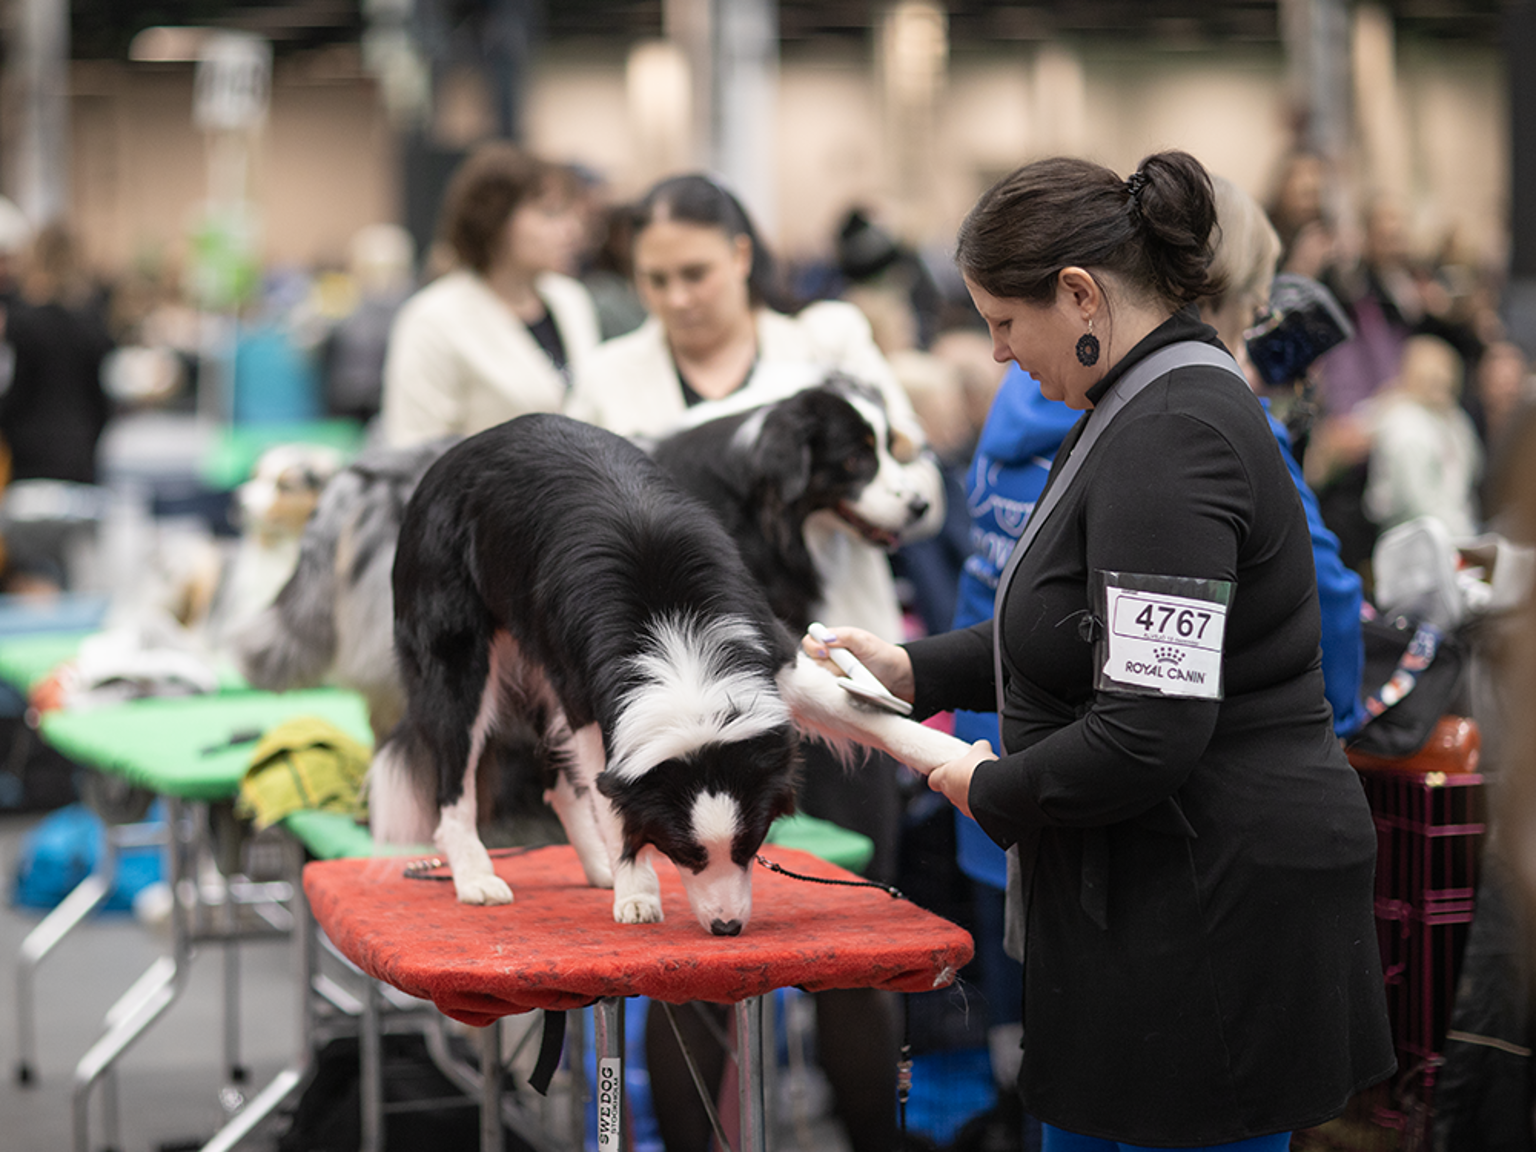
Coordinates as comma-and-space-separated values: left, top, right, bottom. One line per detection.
926, 740, 996, 821
800, 624, 915, 703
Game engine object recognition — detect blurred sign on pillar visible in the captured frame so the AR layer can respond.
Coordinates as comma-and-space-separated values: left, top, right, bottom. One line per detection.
194, 32, 272, 132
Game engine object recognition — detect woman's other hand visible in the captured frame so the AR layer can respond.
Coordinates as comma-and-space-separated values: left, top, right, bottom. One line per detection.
800, 624, 915, 703
927, 740, 996, 819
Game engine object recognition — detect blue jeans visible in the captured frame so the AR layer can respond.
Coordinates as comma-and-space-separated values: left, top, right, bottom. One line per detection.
1042, 1124, 1293, 1152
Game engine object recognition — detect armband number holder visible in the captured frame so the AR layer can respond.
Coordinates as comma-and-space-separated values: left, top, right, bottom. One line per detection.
1093, 571, 1233, 700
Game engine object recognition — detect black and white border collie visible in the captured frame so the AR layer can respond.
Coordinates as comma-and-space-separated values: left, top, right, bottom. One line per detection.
371, 413, 970, 935
651, 374, 933, 633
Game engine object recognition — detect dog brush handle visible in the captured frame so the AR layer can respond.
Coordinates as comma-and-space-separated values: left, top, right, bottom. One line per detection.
808, 622, 885, 689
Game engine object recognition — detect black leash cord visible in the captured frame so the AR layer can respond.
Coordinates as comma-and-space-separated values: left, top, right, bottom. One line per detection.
402, 845, 536, 879
753, 854, 905, 901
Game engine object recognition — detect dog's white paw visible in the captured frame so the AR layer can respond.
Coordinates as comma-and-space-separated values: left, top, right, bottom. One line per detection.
613, 893, 664, 924
454, 873, 514, 906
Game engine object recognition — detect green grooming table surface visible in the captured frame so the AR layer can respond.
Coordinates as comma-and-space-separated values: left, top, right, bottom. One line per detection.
765, 812, 873, 873
0, 630, 254, 698
202, 419, 366, 490
39, 688, 372, 801
280, 807, 874, 875
0, 631, 97, 692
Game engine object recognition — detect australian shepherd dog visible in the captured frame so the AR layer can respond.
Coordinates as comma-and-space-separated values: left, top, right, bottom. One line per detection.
372, 413, 969, 935
651, 374, 932, 632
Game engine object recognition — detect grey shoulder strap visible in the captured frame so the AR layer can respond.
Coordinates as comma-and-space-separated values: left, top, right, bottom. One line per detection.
989, 341, 1243, 749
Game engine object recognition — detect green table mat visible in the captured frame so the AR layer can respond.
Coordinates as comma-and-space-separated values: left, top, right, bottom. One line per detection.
202, 419, 366, 490
765, 812, 873, 873
281, 805, 873, 874
0, 631, 97, 692
41, 688, 371, 801
0, 630, 252, 696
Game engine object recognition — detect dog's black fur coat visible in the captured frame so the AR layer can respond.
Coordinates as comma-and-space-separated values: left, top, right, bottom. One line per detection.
650, 380, 910, 633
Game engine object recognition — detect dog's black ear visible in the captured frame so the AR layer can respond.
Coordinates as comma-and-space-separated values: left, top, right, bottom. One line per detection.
751, 403, 815, 509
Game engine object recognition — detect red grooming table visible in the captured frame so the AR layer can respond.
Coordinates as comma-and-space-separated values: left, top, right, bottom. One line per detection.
305, 844, 973, 1151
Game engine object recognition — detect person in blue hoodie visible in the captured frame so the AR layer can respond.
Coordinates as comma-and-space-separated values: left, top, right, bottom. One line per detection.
947, 175, 1367, 1148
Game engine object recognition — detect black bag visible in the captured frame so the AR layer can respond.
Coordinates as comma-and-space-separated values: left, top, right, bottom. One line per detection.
277, 1032, 537, 1152
1346, 614, 1467, 760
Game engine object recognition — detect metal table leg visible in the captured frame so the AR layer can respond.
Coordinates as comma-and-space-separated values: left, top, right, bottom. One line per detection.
72, 797, 195, 1152
359, 975, 383, 1152
478, 1019, 503, 1152
592, 998, 625, 1151
15, 871, 113, 1084
197, 830, 315, 1152
15, 812, 164, 1084
735, 996, 768, 1152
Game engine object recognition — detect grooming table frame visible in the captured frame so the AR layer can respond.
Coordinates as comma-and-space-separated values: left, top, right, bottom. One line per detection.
305, 844, 973, 1152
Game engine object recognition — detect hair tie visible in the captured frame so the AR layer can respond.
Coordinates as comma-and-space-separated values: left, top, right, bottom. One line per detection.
1124, 171, 1149, 200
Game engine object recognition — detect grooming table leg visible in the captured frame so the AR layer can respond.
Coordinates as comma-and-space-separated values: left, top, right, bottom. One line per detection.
735, 997, 768, 1152
479, 1019, 502, 1152
15, 870, 112, 1083
222, 898, 245, 1083
360, 977, 383, 1152
197, 834, 316, 1152
72, 797, 194, 1152
592, 998, 625, 1150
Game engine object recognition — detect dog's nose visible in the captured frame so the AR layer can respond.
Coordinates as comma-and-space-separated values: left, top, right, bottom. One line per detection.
710, 918, 743, 937
908, 496, 930, 522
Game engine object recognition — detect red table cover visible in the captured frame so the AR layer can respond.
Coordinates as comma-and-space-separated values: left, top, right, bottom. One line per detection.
304, 845, 974, 1026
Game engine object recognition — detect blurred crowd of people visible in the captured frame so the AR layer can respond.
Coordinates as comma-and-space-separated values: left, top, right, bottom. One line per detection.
1, 135, 1533, 1149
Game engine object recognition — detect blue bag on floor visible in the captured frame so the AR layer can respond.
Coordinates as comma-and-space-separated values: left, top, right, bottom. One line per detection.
9, 802, 164, 912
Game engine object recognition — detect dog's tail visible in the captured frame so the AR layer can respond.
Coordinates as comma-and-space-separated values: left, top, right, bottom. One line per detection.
366, 728, 439, 846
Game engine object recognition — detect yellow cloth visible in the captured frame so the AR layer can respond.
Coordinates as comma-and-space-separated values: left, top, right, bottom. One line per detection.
236, 716, 372, 830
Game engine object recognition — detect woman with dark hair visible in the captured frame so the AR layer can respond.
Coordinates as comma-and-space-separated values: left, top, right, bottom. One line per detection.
570, 172, 942, 1152
807, 151, 1394, 1150
381, 142, 598, 445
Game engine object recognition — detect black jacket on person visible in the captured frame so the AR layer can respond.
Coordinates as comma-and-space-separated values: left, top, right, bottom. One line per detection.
0, 299, 113, 484
905, 308, 1394, 1144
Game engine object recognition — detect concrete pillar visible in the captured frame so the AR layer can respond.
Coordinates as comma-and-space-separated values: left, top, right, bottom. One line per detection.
4, 0, 70, 225
712, 0, 778, 235
878, 1, 948, 241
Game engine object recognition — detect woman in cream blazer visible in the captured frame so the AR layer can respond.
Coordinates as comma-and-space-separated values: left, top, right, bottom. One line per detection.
383, 143, 599, 446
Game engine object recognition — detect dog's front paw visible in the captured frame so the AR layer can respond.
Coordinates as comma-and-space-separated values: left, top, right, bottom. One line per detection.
613, 893, 664, 924
454, 873, 514, 906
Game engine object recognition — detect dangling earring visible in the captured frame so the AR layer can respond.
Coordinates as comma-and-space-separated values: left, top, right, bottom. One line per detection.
1075, 320, 1100, 367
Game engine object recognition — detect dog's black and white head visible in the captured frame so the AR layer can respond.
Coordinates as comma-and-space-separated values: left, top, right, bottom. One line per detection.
737, 375, 931, 550
595, 612, 800, 936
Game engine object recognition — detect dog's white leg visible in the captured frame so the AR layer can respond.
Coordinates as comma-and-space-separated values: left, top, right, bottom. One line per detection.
569, 739, 664, 923
777, 653, 975, 774
435, 788, 512, 905
435, 646, 514, 906
545, 721, 614, 889
610, 841, 664, 926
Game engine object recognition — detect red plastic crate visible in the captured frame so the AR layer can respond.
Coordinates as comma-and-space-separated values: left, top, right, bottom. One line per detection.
1354, 767, 1486, 1139
1357, 767, 1485, 912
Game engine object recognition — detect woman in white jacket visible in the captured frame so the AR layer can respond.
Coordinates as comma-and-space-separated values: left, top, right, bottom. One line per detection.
568, 172, 940, 1152
382, 143, 599, 446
